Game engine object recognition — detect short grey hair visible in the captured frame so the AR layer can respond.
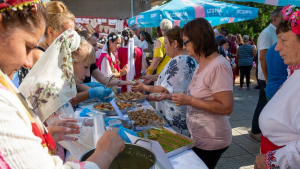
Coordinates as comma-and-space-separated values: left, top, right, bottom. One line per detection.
160, 19, 173, 32
130, 24, 140, 31
271, 7, 283, 20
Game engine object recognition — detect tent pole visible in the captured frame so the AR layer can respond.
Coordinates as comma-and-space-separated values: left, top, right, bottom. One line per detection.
131, 0, 134, 17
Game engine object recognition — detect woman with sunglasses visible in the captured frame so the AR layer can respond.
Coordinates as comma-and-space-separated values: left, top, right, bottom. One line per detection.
172, 18, 233, 169
132, 26, 197, 136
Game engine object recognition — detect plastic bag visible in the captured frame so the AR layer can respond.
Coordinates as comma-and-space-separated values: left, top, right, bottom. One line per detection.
118, 125, 138, 143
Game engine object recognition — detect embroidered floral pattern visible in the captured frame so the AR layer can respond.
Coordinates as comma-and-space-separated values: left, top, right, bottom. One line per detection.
265, 151, 280, 169
27, 81, 60, 110
55, 31, 76, 88
165, 59, 179, 81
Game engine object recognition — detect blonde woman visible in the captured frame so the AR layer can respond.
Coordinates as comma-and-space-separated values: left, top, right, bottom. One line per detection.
18, 1, 75, 84
236, 34, 244, 46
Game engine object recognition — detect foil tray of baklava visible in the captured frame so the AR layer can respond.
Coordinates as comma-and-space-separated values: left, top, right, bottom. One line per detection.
137, 127, 195, 157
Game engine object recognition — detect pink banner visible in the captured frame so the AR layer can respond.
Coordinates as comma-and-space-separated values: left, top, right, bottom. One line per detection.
229, 17, 235, 23
193, 5, 205, 18
173, 20, 181, 26
265, 0, 278, 5
135, 15, 138, 23
182, 0, 205, 18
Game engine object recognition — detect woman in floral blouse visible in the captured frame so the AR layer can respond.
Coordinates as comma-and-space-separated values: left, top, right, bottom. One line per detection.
132, 26, 197, 136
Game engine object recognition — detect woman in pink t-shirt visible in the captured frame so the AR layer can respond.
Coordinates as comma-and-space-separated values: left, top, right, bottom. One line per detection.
172, 18, 233, 169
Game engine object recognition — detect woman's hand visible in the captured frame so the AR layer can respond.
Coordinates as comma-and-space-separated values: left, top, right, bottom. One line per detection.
87, 131, 125, 169
142, 75, 154, 85
47, 118, 80, 142
254, 154, 267, 169
132, 82, 145, 91
172, 93, 191, 106
147, 93, 171, 101
120, 64, 129, 76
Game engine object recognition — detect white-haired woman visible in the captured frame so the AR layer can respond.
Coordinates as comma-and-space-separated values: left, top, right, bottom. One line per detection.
145, 19, 173, 76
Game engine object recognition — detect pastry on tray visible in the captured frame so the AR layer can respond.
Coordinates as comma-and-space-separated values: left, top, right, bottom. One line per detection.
94, 101, 131, 111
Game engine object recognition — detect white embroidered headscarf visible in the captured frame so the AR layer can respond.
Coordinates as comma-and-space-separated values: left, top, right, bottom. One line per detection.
19, 30, 81, 122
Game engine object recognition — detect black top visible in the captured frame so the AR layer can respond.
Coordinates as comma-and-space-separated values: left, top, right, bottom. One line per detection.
18, 46, 45, 85
83, 63, 98, 83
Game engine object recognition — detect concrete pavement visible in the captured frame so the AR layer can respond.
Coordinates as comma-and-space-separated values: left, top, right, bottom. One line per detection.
216, 78, 260, 169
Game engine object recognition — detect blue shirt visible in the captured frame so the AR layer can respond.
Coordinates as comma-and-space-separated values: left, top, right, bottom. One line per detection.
266, 43, 288, 98
218, 46, 227, 58
216, 35, 225, 43
238, 44, 253, 66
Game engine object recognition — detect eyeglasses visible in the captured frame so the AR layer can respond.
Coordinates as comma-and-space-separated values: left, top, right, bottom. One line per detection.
183, 39, 190, 46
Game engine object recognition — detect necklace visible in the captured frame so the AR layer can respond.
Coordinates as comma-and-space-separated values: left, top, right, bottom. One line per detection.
45, 42, 49, 47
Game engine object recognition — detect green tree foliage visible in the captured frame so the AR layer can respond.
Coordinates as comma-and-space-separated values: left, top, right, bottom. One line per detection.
216, 0, 277, 43
152, 0, 173, 38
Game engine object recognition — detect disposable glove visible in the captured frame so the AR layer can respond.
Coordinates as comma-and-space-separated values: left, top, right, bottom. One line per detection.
88, 86, 113, 102
85, 82, 103, 88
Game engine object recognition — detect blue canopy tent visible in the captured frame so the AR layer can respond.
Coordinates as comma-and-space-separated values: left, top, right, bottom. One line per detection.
223, 0, 300, 7
129, 0, 259, 27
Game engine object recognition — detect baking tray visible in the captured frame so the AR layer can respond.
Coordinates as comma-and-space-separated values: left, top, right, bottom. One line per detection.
128, 109, 168, 131
93, 103, 132, 116
115, 97, 146, 103
137, 127, 195, 158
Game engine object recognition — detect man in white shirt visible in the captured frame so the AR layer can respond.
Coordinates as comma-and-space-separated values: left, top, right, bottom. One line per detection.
251, 7, 282, 141
130, 24, 141, 47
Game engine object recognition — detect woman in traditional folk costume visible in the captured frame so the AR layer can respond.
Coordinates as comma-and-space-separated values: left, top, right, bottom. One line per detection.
254, 5, 300, 169
0, 0, 124, 168
98, 32, 128, 78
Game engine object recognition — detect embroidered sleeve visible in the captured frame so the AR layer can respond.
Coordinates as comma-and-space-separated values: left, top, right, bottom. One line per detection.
265, 151, 280, 169
265, 141, 300, 169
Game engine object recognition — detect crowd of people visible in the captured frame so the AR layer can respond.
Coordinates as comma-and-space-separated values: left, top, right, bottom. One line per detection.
0, 0, 300, 169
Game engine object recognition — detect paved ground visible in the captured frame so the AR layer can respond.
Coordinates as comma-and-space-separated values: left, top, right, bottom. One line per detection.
216, 78, 260, 169
150, 76, 261, 168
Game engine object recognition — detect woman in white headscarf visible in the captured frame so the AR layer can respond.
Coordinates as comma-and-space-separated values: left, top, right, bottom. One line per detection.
19, 30, 114, 159
118, 29, 143, 92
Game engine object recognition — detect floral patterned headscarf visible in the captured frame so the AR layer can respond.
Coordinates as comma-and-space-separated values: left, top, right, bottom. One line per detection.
19, 30, 80, 122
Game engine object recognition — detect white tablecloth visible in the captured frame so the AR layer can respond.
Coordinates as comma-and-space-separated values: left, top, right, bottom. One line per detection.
75, 101, 208, 169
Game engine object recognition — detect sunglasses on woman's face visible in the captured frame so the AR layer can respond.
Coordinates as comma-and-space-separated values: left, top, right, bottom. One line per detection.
183, 39, 190, 46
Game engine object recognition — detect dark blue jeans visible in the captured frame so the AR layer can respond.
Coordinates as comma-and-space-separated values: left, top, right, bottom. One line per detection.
251, 80, 267, 134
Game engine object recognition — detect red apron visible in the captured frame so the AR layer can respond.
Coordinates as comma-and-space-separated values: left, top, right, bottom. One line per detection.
261, 134, 284, 154
98, 52, 120, 74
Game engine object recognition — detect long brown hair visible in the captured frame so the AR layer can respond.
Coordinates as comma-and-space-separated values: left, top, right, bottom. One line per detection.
164, 26, 183, 49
